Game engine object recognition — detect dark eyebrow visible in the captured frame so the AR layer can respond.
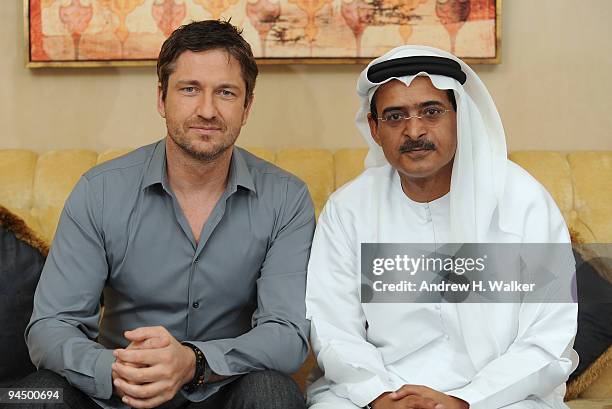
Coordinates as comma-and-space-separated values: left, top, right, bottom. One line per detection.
175, 80, 241, 90
217, 83, 241, 90
175, 80, 201, 87
418, 100, 446, 108
381, 106, 407, 115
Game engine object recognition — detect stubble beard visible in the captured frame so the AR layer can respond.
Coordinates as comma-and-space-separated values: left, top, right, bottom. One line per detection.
167, 122, 239, 162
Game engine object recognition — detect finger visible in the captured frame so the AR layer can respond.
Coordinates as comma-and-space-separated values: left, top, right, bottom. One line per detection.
124, 326, 168, 343
112, 361, 160, 384
421, 397, 441, 409
127, 336, 171, 350
114, 348, 161, 366
401, 395, 440, 409
112, 373, 140, 400
116, 357, 146, 369
112, 372, 126, 398
121, 395, 172, 409
391, 385, 425, 400
112, 371, 130, 384
113, 378, 169, 400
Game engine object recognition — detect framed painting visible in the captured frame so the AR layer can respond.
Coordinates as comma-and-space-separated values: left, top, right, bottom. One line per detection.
25, 0, 501, 67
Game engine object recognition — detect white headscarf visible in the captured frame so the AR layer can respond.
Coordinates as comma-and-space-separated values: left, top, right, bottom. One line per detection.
356, 45, 508, 242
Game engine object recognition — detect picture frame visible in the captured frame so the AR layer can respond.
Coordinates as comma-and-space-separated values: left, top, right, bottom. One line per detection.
25, 0, 501, 68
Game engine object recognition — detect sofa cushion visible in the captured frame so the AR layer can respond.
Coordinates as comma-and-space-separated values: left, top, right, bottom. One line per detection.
508, 151, 574, 218
241, 147, 275, 164
568, 152, 612, 243
0, 206, 48, 387
334, 148, 368, 189
32, 150, 98, 242
0, 150, 38, 211
566, 398, 612, 409
97, 148, 134, 165
276, 149, 334, 217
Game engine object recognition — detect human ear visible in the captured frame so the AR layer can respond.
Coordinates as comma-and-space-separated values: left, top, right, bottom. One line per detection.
367, 113, 382, 147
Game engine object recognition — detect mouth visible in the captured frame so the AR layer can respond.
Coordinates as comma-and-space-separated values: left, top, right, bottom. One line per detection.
401, 147, 434, 153
402, 148, 434, 159
189, 127, 222, 136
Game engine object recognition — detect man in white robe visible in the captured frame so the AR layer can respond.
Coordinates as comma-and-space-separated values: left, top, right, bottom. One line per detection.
305, 45, 578, 409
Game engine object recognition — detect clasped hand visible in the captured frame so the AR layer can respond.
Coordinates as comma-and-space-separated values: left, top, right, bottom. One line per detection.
111, 326, 195, 409
372, 385, 469, 409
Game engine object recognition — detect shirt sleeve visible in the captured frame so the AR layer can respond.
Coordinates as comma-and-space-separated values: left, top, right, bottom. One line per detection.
447, 303, 577, 409
305, 200, 395, 408
447, 189, 578, 409
189, 179, 315, 383
25, 176, 115, 399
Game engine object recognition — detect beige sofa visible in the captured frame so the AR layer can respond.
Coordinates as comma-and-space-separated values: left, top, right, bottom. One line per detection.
0, 147, 611, 408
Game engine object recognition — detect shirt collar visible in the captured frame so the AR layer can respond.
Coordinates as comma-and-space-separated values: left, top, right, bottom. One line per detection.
142, 140, 167, 191
231, 147, 256, 193
142, 139, 256, 194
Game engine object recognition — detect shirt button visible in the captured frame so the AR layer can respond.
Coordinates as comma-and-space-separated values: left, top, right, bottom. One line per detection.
435, 304, 441, 310
192, 302, 200, 309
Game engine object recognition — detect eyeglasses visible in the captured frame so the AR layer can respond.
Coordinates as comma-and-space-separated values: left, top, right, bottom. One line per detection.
378, 107, 452, 127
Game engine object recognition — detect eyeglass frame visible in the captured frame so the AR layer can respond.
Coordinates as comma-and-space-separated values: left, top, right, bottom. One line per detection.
377, 108, 454, 126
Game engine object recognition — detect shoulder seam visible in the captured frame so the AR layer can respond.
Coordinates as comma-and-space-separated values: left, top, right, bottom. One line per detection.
84, 160, 147, 181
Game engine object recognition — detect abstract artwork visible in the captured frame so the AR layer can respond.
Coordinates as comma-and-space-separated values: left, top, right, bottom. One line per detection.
26, 0, 500, 67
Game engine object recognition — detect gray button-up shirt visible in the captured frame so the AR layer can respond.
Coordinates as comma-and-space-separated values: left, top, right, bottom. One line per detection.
26, 140, 315, 408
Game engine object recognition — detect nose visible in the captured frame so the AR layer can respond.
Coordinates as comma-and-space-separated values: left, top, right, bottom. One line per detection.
402, 116, 427, 140
195, 91, 217, 120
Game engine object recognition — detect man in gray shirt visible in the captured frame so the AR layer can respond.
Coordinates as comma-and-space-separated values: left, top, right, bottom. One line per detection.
19, 20, 314, 409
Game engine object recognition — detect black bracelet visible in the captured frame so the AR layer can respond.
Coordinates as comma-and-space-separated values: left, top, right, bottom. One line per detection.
182, 342, 207, 392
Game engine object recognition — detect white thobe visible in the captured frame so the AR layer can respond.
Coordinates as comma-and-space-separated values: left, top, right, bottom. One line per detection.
306, 163, 578, 409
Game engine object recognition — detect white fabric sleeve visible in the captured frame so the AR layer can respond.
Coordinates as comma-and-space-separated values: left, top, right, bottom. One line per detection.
448, 189, 578, 409
306, 200, 394, 407
447, 302, 577, 409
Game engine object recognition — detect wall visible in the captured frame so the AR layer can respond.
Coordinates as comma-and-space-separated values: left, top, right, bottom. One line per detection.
1, 0, 611, 152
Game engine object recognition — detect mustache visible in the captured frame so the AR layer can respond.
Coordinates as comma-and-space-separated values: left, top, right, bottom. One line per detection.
399, 139, 436, 153
186, 117, 226, 130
